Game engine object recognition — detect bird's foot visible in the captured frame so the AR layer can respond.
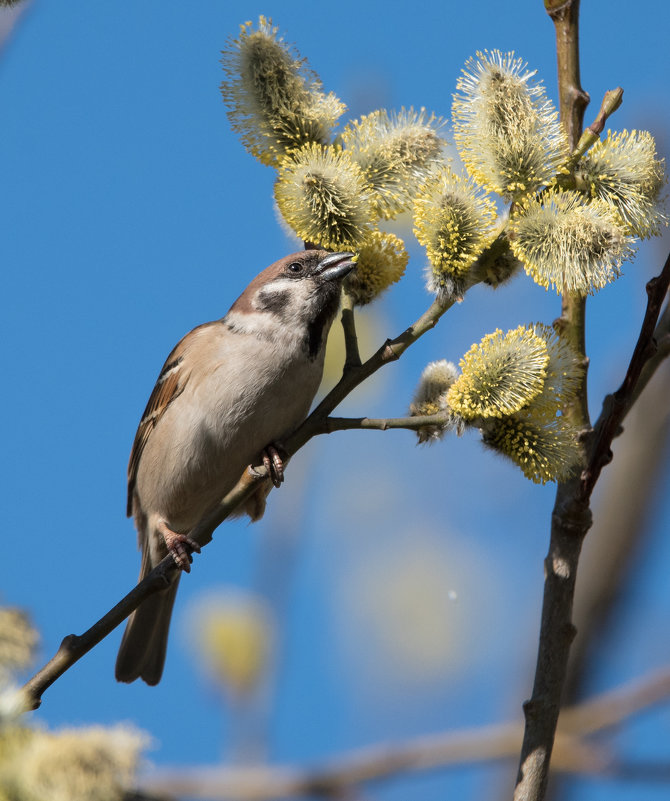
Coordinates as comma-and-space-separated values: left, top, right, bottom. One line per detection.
262, 443, 286, 488
157, 521, 201, 573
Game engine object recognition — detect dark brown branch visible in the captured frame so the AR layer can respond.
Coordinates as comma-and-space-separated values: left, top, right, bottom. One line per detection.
562, 356, 670, 707
581, 252, 670, 500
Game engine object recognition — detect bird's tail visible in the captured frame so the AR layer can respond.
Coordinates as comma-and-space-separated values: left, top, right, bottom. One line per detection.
115, 546, 180, 685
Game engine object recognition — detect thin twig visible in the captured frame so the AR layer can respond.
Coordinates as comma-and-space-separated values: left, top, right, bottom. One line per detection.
323, 413, 448, 434
582, 252, 670, 500
340, 292, 362, 369
565, 87, 624, 171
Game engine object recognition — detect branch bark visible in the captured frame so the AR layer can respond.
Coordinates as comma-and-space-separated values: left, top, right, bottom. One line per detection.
514, 8, 591, 796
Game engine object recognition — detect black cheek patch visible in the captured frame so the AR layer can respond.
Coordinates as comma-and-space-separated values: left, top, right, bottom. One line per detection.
257, 287, 291, 316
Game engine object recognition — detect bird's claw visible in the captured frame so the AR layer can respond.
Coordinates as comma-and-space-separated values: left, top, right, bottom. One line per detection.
262, 444, 285, 488
159, 526, 201, 573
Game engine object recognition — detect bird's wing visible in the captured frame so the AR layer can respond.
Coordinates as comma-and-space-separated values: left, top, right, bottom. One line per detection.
126, 322, 216, 517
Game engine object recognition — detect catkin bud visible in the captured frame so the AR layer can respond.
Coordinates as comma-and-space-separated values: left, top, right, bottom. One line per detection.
12, 725, 149, 801
194, 595, 272, 695
221, 17, 345, 166
410, 360, 460, 443
452, 50, 567, 199
0, 608, 38, 677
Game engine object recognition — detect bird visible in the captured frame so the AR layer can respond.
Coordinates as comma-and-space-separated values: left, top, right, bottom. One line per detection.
115, 249, 355, 685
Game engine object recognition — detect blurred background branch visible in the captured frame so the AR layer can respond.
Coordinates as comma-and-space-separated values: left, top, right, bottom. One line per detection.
138, 665, 670, 800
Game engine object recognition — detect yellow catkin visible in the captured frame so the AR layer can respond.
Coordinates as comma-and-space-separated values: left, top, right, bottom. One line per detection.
452, 50, 567, 199
446, 326, 549, 419
221, 16, 345, 166
509, 189, 634, 295
578, 129, 667, 239
345, 230, 408, 305
413, 166, 497, 292
482, 414, 581, 483
274, 143, 374, 249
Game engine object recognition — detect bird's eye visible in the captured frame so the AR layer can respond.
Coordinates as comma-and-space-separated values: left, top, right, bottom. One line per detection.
288, 262, 303, 274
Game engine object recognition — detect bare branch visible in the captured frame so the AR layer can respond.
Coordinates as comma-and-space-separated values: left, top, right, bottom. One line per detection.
138, 666, 670, 801
582, 251, 670, 500
322, 413, 449, 434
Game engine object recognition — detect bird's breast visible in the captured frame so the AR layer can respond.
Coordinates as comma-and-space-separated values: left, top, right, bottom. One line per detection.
134, 331, 325, 530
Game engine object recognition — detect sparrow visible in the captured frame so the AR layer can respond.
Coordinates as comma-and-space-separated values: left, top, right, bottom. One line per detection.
115, 249, 355, 685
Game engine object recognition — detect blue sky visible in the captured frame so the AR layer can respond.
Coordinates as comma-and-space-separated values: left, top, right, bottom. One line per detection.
1, 2, 670, 800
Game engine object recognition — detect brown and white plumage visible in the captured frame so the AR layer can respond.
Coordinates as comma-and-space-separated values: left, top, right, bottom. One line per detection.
116, 250, 355, 685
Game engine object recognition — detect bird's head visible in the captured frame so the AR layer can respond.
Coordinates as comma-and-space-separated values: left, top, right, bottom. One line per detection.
226, 250, 356, 358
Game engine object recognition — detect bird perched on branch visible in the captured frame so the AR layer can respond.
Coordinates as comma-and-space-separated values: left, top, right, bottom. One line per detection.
116, 249, 355, 685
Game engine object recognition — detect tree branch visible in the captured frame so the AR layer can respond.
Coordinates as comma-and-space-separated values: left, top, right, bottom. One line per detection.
513, 3, 589, 798
514, 253, 670, 801
582, 252, 670, 500
138, 666, 670, 801
322, 413, 449, 434
515, 7, 669, 797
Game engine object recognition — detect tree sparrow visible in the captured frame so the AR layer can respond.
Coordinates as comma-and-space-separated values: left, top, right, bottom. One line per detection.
115, 250, 355, 685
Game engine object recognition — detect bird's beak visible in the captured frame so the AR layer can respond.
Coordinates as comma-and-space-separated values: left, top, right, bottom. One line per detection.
317, 252, 356, 281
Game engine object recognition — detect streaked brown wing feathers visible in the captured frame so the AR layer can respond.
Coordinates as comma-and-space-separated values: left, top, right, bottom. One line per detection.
126, 346, 189, 517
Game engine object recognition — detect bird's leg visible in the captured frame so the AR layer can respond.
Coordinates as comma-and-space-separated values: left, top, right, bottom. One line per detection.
262, 443, 286, 488
156, 520, 201, 573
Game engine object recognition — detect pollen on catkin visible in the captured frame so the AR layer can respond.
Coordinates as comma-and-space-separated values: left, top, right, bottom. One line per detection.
413, 166, 497, 294
481, 413, 582, 484
577, 129, 668, 239
410, 360, 461, 443
446, 326, 549, 420
344, 231, 408, 305
341, 108, 446, 219
509, 189, 635, 295
452, 50, 567, 199
274, 143, 374, 249
221, 17, 345, 166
